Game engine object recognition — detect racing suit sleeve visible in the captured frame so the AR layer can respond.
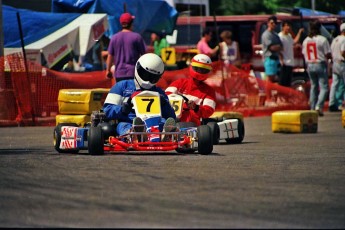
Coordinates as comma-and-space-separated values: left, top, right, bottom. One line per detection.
195, 86, 216, 119
102, 81, 134, 122
165, 79, 183, 95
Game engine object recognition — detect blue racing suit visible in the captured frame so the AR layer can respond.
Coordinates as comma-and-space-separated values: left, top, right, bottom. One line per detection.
103, 79, 176, 136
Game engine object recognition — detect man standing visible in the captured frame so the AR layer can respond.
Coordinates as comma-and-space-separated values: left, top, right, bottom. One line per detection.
278, 21, 304, 87
261, 16, 283, 105
302, 20, 331, 116
197, 28, 219, 59
261, 16, 282, 83
105, 12, 146, 82
328, 23, 345, 112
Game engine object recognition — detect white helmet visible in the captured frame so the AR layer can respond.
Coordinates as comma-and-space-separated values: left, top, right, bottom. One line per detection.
190, 54, 212, 81
134, 53, 165, 89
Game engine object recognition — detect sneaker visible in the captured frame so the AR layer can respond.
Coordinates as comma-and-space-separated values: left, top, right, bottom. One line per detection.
163, 117, 177, 132
132, 117, 146, 142
133, 117, 145, 131
315, 109, 324, 117
162, 117, 177, 142
329, 105, 341, 112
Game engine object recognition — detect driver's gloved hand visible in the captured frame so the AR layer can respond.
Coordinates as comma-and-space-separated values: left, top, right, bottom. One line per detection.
121, 97, 133, 114
187, 100, 199, 112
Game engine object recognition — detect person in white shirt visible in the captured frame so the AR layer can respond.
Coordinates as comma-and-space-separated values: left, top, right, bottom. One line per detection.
278, 21, 304, 87
328, 23, 345, 112
302, 20, 331, 116
219, 30, 241, 68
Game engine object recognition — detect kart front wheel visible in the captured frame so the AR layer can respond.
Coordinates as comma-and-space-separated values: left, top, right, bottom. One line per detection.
197, 125, 213, 155
53, 123, 79, 154
207, 121, 220, 145
88, 126, 104, 155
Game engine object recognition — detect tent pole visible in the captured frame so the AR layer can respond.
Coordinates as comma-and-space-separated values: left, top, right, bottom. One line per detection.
17, 12, 36, 125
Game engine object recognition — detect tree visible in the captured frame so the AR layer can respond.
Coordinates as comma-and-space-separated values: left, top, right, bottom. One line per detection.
210, 0, 345, 15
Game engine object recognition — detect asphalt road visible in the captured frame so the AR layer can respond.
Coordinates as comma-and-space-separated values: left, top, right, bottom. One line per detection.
0, 112, 344, 228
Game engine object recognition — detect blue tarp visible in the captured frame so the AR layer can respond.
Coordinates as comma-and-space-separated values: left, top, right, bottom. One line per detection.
3, 5, 80, 48
51, 0, 178, 36
338, 10, 345, 16
296, 7, 334, 16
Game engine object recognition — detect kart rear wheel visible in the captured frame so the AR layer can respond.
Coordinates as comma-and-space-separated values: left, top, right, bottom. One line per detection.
88, 126, 104, 155
53, 123, 79, 153
226, 119, 245, 144
197, 125, 213, 155
207, 121, 220, 145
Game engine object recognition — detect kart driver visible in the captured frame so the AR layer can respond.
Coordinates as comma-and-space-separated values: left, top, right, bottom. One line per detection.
103, 53, 176, 136
165, 54, 216, 126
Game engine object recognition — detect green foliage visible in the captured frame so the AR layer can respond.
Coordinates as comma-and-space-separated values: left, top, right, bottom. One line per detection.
213, 0, 345, 15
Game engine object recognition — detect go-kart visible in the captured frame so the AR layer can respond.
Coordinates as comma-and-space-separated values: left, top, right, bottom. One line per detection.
53, 91, 213, 155
168, 93, 245, 145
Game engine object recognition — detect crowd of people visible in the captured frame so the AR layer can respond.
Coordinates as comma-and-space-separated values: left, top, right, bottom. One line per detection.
260, 16, 345, 116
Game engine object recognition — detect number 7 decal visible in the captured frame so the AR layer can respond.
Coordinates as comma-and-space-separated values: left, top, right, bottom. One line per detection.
141, 98, 154, 112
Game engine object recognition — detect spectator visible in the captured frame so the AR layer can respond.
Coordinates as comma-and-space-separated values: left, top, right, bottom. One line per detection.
219, 30, 241, 68
105, 12, 146, 82
335, 79, 345, 110
302, 20, 331, 116
261, 16, 283, 82
61, 53, 76, 72
278, 20, 304, 87
328, 23, 345, 112
261, 16, 283, 105
151, 32, 170, 57
197, 28, 219, 58
165, 54, 216, 126
81, 40, 104, 71
103, 53, 176, 137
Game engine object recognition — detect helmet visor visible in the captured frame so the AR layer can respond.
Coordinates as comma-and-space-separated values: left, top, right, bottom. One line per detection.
192, 66, 211, 74
136, 62, 163, 84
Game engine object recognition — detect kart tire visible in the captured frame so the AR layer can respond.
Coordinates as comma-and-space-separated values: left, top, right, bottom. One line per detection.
54, 123, 79, 154
88, 126, 104, 155
207, 121, 220, 145
176, 122, 197, 129
197, 125, 213, 155
226, 119, 245, 144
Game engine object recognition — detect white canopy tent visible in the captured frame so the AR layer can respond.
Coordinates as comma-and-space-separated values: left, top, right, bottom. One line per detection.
4, 13, 108, 69
71, 14, 108, 57
25, 26, 79, 68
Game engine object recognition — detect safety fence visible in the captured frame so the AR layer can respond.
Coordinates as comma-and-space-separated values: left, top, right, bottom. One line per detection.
0, 53, 309, 127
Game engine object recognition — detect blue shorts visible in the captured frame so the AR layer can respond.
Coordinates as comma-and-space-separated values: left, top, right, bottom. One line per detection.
264, 57, 280, 76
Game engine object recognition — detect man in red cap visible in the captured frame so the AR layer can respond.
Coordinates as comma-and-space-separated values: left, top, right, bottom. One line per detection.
105, 12, 146, 82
